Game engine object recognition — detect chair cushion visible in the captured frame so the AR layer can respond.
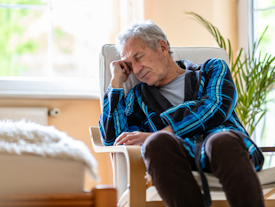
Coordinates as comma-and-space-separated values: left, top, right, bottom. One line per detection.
258, 167, 275, 187
117, 168, 275, 206
194, 167, 275, 189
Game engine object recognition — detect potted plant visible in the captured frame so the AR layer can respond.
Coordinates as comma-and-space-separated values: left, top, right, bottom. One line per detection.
187, 12, 275, 137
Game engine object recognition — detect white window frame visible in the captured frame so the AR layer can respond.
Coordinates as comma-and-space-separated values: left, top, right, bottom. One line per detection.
0, 77, 100, 99
0, 2, 100, 99
238, 0, 275, 151
237, 0, 254, 54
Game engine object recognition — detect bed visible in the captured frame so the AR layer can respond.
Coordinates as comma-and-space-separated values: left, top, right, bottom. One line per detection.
0, 120, 116, 207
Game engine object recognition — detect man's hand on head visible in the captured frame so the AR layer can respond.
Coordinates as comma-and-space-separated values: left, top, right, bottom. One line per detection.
114, 131, 152, 146
110, 60, 132, 88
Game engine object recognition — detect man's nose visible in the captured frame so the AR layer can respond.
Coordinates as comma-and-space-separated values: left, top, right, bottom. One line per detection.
132, 62, 142, 74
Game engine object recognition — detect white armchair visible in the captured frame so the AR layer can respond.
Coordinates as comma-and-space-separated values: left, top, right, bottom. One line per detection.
90, 44, 275, 207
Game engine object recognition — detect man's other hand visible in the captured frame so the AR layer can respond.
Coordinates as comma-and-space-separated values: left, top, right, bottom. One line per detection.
114, 131, 152, 146
110, 60, 131, 88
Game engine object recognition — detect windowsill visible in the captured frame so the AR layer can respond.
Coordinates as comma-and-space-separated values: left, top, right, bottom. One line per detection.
0, 77, 100, 99
0, 90, 100, 99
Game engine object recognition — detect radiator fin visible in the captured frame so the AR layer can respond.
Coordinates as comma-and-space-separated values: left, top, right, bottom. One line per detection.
0, 107, 48, 126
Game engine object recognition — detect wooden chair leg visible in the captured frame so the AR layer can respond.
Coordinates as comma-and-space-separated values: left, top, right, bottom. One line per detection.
264, 189, 275, 199
265, 200, 275, 207
211, 200, 229, 207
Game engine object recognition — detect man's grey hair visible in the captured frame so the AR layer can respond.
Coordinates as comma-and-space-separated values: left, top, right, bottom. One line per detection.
115, 19, 173, 56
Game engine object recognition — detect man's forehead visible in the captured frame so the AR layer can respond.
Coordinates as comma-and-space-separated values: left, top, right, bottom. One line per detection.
121, 37, 147, 59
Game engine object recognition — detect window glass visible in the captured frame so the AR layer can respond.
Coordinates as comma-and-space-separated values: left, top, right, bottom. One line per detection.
253, 0, 275, 56
0, 0, 47, 5
253, 0, 275, 9
52, 2, 108, 78
252, 0, 275, 152
0, 0, 109, 80
0, 3, 49, 76
255, 89, 275, 169
0, 0, 143, 98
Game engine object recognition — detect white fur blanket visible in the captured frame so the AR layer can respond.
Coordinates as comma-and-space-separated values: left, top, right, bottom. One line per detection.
0, 120, 99, 182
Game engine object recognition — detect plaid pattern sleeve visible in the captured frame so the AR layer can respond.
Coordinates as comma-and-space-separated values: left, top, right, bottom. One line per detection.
99, 86, 144, 146
160, 58, 238, 138
99, 87, 125, 146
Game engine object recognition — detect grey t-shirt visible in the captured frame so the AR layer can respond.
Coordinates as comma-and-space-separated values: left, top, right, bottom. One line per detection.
158, 72, 185, 106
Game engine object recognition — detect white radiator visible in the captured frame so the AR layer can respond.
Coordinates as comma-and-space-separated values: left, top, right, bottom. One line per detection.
0, 107, 48, 126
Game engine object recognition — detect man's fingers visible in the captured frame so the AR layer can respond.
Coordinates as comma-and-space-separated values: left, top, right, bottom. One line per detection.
110, 60, 130, 76
114, 132, 152, 146
115, 132, 133, 145
123, 139, 141, 146
115, 136, 131, 145
120, 61, 131, 75
114, 133, 127, 145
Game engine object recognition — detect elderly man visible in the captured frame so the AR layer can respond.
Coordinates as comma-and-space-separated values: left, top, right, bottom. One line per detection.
99, 20, 264, 207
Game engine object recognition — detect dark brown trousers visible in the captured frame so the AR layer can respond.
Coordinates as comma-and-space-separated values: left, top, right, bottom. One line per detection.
142, 131, 265, 207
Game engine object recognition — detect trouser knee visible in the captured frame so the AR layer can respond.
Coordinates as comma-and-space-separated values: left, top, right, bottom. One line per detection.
142, 131, 176, 160
205, 133, 264, 207
143, 132, 205, 207
205, 132, 249, 173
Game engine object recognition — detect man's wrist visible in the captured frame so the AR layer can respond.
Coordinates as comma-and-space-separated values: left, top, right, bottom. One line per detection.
111, 79, 124, 88
161, 126, 174, 134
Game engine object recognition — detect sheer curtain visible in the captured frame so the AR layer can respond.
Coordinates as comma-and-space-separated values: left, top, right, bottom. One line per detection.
108, 0, 144, 43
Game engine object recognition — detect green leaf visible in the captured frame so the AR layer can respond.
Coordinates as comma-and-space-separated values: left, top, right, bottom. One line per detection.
187, 12, 275, 135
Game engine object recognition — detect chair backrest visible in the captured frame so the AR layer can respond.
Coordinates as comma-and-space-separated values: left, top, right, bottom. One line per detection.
98, 44, 230, 201
99, 44, 229, 106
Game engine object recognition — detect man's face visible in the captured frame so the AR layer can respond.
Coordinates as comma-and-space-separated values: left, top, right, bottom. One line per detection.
121, 37, 168, 87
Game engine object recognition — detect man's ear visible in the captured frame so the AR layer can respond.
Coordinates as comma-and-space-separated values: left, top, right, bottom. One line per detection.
158, 39, 169, 56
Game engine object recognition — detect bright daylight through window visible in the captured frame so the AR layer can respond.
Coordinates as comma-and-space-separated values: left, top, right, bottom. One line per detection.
0, 0, 111, 98
252, 0, 275, 167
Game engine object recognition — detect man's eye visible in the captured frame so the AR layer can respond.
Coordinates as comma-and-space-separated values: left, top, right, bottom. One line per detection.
135, 56, 143, 61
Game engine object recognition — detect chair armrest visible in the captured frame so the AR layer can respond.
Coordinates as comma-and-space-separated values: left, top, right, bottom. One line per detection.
260, 147, 275, 153
89, 126, 128, 153
89, 126, 147, 207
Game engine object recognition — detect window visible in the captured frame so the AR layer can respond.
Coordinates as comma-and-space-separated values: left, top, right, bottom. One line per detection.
0, 0, 114, 98
238, 0, 275, 168
248, 0, 275, 168
252, 0, 275, 55
251, 0, 275, 144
